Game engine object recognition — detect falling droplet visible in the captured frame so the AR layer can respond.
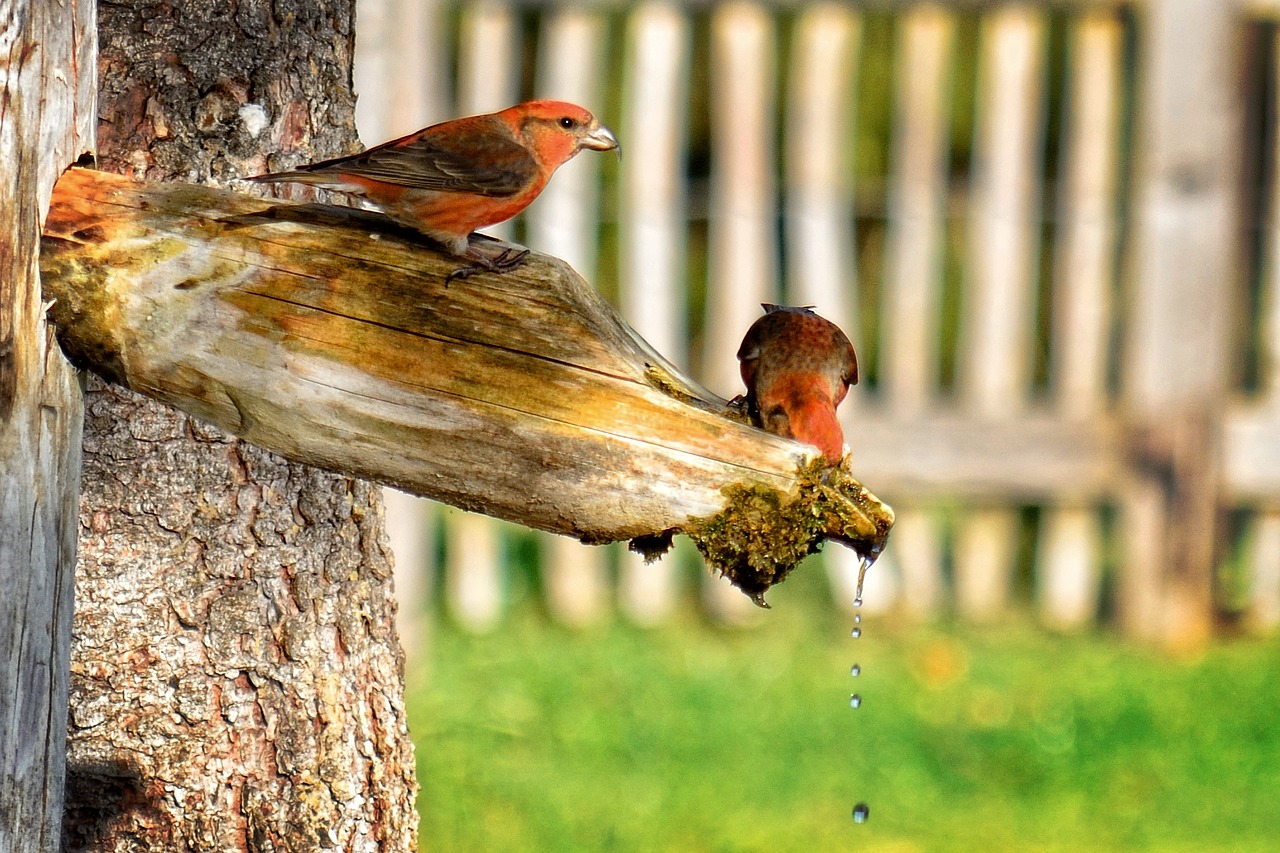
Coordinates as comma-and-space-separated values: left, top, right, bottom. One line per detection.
851, 626, 862, 639
854, 555, 870, 607
850, 663, 861, 677
854, 613, 861, 624
849, 693, 862, 709
852, 803, 870, 824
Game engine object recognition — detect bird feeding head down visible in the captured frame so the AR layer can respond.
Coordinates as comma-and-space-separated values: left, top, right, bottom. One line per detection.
736, 304, 859, 465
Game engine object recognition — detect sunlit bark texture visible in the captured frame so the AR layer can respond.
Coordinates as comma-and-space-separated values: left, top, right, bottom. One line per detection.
61, 2, 418, 849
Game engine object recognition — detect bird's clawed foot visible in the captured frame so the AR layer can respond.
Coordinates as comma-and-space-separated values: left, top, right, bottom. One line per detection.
446, 235, 532, 282
723, 394, 757, 426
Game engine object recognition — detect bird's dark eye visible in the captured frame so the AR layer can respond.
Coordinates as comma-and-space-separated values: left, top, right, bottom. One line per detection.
559, 117, 576, 129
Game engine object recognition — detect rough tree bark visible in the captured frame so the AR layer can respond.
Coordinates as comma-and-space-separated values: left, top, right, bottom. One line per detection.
0, 1, 94, 850
61, 1, 417, 850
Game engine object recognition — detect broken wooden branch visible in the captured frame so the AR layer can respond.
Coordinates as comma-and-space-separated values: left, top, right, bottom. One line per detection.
40, 167, 893, 601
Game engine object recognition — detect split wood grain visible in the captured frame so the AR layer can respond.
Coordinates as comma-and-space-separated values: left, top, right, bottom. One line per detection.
41, 167, 893, 595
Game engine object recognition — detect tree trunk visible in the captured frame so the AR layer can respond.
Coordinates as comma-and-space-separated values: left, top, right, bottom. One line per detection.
61, 1, 417, 849
0, 0, 94, 850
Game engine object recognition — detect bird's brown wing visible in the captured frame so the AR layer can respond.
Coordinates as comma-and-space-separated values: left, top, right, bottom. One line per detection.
283, 116, 539, 197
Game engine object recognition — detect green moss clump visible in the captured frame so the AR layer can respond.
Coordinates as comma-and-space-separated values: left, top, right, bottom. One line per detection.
684, 460, 894, 607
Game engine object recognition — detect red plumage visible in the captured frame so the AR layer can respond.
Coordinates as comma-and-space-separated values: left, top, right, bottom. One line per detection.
247, 100, 618, 274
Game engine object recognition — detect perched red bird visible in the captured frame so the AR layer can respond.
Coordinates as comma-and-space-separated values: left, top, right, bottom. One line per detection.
736, 304, 859, 464
246, 100, 619, 275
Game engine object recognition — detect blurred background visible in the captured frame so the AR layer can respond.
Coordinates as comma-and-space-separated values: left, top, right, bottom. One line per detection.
354, 1, 1280, 849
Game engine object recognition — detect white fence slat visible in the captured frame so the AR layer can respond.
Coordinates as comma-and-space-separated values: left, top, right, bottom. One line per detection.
1248, 514, 1280, 632
446, 1, 521, 631
785, 4, 879, 612
704, 0, 781, 400
617, 2, 693, 625
1040, 510, 1099, 630
878, 5, 956, 618
785, 4, 860, 323
1267, 28, 1280, 410
619, 1, 691, 360
956, 6, 1045, 620
529, 9, 609, 277
962, 5, 1044, 417
457, 1, 521, 115
383, 488, 436, 655
444, 509, 505, 633
543, 536, 610, 628
456, 0, 521, 242
1124, 0, 1239, 411
1118, 479, 1166, 638
703, 1, 780, 620
1241, 27, 1280, 634
880, 511, 940, 619
530, 8, 611, 626
353, 0, 394, 143
619, 549, 680, 626
1121, 0, 1241, 644
882, 5, 953, 415
355, 0, 451, 144
1051, 14, 1122, 421
1038, 11, 1123, 630
355, 0, 450, 656
956, 510, 1019, 618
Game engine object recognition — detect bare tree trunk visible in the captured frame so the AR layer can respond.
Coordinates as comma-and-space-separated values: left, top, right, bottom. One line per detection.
61, 1, 417, 849
0, 0, 94, 850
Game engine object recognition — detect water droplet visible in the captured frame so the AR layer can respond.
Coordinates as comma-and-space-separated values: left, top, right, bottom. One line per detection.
854, 555, 870, 606
851, 626, 862, 639
852, 802, 870, 824
850, 663, 861, 677
849, 693, 862, 709
854, 613, 861, 624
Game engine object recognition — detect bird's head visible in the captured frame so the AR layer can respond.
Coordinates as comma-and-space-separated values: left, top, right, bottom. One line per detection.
508, 100, 620, 168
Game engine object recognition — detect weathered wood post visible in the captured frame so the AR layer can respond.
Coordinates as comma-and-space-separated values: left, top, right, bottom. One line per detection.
0, 0, 94, 850
1121, 0, 1242, 645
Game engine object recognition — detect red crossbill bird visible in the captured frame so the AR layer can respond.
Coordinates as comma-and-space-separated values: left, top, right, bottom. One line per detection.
736, 304, 859, 464
246, 100, 619, 276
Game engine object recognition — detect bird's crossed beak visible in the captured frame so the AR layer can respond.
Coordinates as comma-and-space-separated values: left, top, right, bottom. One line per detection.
582, 124, 621, 159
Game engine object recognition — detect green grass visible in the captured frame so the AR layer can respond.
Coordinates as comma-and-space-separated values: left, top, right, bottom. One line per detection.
407, 575, 1280, 852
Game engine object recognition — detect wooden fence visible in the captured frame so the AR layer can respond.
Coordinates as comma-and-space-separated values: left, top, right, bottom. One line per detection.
352, 0, 1280, 643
